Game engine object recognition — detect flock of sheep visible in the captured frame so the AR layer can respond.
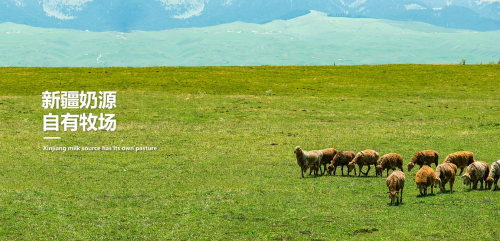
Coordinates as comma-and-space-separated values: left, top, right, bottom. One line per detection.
293, 146, 500, 205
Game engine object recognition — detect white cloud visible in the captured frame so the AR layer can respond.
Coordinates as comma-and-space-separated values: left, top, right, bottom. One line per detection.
405, 3, 427, 10
221, 0, 232, 6
13, 0, 26, 7
349, 0, 367, 8
155, 0, 209, 19
41, 0, 94, 20
477, 0, 500, 3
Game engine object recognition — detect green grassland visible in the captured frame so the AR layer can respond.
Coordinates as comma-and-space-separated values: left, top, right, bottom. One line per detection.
1, 64, 500, 239
1, 11, 500, 67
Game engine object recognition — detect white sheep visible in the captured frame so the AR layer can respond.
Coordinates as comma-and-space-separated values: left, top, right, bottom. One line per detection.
294, 146, 323, 178
434, 163, 457, 193
462, 161, 489, 190
486, 160, 500, 190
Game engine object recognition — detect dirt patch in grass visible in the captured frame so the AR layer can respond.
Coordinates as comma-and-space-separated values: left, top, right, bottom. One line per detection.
353, 228, 379, 235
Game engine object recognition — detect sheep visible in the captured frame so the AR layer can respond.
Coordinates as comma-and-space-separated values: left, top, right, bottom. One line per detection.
327, 151, 356, 176
347, 150, 379, 176
434, 163, 458, 193
461, 161, 489, 190
294, 146, 323, 178
479, 161, 491, 179
415, 166, 436, 196
407, 150, 439, 172
486, 160, 500, 190
376, 153, 404, 177
444, 151, 474, 175
318, 147, 338, 175
386, 170, 405, 205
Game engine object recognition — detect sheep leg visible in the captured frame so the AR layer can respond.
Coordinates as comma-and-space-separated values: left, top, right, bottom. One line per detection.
495, 177, 499, 190
334, 165, 337, 176
473, 180, 478, 190
364, 166, 371, 176
480, 180, 484, 190
386, 168, 389, 177
431, 185, 434, 194
400, 188, 403, 203
459, 168, 464, 176
450, 179, 454, 193
358, 165, 362, 176
301, 169, 304, 178
341, 166, 344, 176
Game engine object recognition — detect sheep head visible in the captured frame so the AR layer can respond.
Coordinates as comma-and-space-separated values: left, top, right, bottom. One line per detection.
388, 190, 398, 205
327, 163, 334, 175
434, 177, 441, 188
486, 177, 494, 190
407, 162, 415, 172
376, 165, 383, 176
294, 146, 303, 154
462, 173, 471, 186
347, 162, 356, 172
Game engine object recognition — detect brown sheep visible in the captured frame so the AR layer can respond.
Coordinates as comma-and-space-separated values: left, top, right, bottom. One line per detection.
318, 148, 338, 175
347, 150, 379, 176
327, 151, 355, 176
386, 170, 405, 205
376, 153, 404, 177
294, 146, 323, 178
434, 163, 458, 193
415, 166, 436, 196
444, 151, 474, 175
407, 150, 439, 172
461, 161, 489, 190
486, 160, 500, 190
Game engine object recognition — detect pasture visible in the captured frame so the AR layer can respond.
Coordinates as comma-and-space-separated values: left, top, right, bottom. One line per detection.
0, 65, 500, 239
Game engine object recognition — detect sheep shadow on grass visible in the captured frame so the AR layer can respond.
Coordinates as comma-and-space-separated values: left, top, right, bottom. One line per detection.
387, 202, 405, 206
436, 190, 454, 194
416, 193, 436, 198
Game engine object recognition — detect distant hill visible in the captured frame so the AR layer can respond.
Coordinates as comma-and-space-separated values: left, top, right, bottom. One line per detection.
1, 11, 499, 67
1, 0, 500, 32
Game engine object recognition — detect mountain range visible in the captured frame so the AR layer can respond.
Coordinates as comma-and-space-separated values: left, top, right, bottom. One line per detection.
2, 11, 499, 67
1, 0, 500, 32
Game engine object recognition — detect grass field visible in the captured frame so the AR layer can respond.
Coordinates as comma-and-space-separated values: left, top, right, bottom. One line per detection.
1, 64, 500, 240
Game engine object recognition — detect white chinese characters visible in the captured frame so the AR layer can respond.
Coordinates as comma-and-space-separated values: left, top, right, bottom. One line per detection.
43, 91, 117, 132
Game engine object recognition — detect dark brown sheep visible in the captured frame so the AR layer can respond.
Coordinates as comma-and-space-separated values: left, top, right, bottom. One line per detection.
444, 151, 474, 175
318, 148, 338, 175
328, 151, 355, 176
407, 150, 439, 172
376, 153, 404, 177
